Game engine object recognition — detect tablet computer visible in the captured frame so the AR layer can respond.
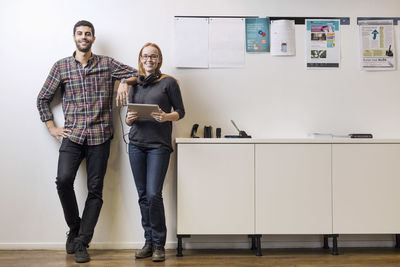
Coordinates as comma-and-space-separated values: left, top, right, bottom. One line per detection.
127, 103, 160, 119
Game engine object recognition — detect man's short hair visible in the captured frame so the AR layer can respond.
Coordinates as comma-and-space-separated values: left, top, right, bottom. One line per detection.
73, 20, 95, 36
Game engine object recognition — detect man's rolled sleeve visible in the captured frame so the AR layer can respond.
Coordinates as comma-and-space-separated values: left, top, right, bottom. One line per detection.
37, 63, 61, 122
109, 57, 137, 80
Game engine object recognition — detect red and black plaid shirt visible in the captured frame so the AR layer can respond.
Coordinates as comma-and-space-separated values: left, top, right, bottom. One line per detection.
37, 52, 137, 145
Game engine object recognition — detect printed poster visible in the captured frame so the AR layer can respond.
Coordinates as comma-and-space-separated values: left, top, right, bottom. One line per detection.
245, 18, 270, 52
270, 19, 296, 56
359, 19, 395, 71
306, 19, 341, 68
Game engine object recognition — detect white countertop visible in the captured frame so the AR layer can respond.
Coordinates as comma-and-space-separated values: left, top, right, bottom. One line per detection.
175, 138, 400, 144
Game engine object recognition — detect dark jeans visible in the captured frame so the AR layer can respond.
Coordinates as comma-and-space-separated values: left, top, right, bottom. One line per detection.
128, 144, 171, 246
56, 138, 110, 246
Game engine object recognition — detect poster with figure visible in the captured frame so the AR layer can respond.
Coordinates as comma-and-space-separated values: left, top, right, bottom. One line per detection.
245, 18, 270, 52
306, 19, 340, 68
359, 20, 395, 71
270, 19, 296, 56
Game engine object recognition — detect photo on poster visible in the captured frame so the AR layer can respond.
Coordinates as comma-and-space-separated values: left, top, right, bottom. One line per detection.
311, 50, 327, 58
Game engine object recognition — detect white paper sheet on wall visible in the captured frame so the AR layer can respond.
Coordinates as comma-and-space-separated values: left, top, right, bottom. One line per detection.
270, 20, 296, 56
209, 18, 245, 68
173, 17, 209, 68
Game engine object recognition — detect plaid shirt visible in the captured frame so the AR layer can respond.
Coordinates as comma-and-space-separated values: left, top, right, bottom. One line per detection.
37, 52, 137, 145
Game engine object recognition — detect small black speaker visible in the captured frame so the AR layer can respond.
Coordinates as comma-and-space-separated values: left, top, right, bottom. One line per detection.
216, 128, 221, 138
204, 126, 212, 138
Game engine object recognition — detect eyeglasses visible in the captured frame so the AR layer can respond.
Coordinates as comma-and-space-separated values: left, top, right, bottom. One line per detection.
141, 54, 159, 60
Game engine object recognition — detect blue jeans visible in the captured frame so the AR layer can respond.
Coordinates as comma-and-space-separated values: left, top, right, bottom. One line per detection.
128, 144, 171, 246
56, 138, 110, 246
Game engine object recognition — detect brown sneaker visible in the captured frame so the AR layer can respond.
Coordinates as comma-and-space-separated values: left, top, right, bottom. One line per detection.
135, 243, 153, 259
152, 245, 165, 262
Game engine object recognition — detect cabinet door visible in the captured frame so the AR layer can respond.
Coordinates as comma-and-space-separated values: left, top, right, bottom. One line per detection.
333, 144, 400, 233
256, 144, 332, 234
177, 144, 254, 234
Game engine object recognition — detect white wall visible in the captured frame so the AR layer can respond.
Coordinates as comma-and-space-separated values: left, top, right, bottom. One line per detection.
1, 0, 400, 249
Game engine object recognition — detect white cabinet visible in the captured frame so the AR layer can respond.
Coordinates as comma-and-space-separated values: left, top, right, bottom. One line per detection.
177, 143, 254, 234
176, 138, 400, 254
332, 144, 400, 234
255, 144, 332, 234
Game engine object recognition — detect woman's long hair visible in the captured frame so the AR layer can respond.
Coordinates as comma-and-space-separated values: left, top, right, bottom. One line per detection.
138, 42, 163, 77
137, 42, 175, 83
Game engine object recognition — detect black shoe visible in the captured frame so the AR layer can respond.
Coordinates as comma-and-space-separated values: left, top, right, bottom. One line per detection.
66, 228, 79, 254
135, 243, 153, 259
74, 241, 90, 263
152, 245, 165, 262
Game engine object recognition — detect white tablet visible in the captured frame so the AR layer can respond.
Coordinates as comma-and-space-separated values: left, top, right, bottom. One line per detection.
127, 103, 160, 119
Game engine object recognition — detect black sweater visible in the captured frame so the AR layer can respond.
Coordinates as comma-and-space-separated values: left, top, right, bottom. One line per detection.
128, 76, 185, 152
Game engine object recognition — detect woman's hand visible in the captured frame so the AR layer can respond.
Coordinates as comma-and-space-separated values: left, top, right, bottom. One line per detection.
152, 109, 180, 123
126, 111, 138, 125
152, 108, 168, 122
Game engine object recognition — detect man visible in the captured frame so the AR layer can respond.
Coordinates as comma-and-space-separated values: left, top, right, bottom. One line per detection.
37, 20, 136, 263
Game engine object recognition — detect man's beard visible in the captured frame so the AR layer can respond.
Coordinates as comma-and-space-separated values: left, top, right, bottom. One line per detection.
75, 40, 92, 52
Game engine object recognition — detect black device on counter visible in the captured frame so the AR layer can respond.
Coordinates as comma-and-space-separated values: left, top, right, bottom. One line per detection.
204, 126, 212, 138
216, 128, 221, 138
190, 124, 199, 138
225, 120, 251, 138
349, 133, 373, 138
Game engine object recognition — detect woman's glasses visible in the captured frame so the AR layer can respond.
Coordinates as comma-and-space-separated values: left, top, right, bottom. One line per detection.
141, 54, 159, 60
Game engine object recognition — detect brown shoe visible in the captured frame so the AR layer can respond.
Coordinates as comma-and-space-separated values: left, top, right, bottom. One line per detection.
152, 245, 165, 262
135, 243, 153, 259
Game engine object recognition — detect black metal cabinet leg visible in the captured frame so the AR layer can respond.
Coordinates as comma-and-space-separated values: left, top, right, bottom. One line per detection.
395, 234, 400, 248
256, 235, 262, 256
323, 235, 329, 249
332, 234, 339, 256
177, 235, 183, 257
176, 235, 191, 257
248, 235, 257, 250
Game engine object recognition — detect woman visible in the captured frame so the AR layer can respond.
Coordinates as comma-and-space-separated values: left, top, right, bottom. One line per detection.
126, 43, 185, 262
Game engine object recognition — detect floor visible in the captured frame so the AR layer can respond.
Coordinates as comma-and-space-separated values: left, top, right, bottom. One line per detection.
1, 248, 400, 267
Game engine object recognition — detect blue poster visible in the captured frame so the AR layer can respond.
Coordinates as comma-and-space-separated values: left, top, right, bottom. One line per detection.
246, 18, 270, 52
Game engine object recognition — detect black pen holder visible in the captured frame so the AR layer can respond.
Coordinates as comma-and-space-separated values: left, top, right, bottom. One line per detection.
204, 126, 212, 138
216, 128, 221, 138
